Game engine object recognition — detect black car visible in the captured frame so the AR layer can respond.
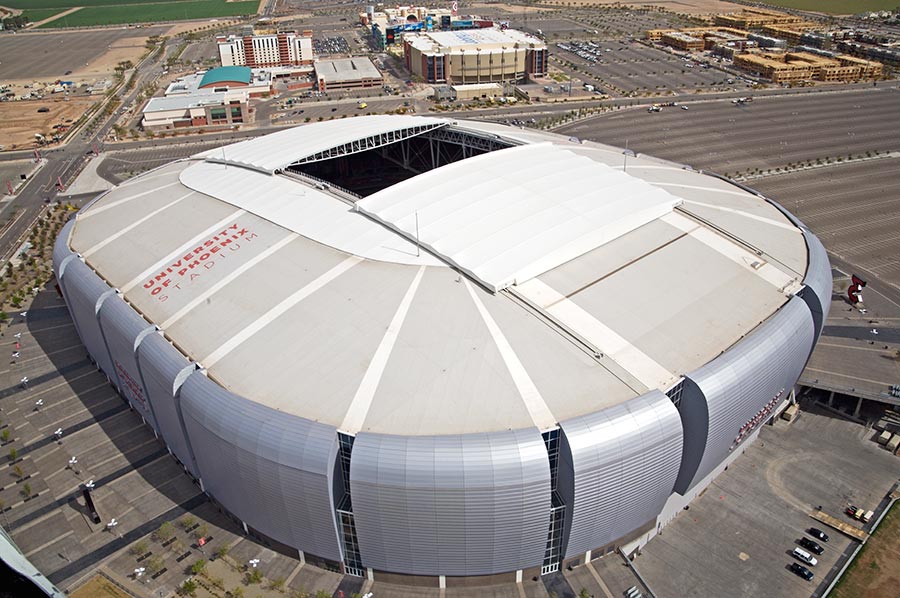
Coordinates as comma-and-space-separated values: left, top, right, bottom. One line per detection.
799, 537, 824, 555
808, 528, 829, 542
790, 562, 814, 581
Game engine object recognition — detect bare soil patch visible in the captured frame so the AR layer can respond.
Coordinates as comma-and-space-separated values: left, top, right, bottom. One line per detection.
833, 503, 900, 598
539, 0, 740, 14
68, 574, 133, 598
0, 96, 96, 150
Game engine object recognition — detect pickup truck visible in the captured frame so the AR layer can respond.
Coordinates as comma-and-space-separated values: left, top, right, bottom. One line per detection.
845, 506, 873, 523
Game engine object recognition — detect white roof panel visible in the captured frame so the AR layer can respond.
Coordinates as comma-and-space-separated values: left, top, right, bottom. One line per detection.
193, 115, 451, 173
179, 161, 443, 266
358, 143, 682, 292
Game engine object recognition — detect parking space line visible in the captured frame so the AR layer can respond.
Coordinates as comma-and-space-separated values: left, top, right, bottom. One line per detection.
24, 530, 74, 558
37, 394, 123, 431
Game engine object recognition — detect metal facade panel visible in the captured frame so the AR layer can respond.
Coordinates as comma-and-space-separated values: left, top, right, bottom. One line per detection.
179, 372, 342, 561
560, 391, 682, 557
97, 296, 156, 428
137, 333, 197, 476
350, 429, 551, 576
677, 296, 814, 493
52, 219, 75, 275
798, 229, 831, 345
58, 258, 115, 378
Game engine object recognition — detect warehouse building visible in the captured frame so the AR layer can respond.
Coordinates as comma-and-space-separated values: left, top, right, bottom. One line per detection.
403, 28, 547, 84
54, 116, 829, 584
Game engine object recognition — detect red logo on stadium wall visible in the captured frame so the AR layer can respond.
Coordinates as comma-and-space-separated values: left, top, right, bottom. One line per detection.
848, 274, 866, 304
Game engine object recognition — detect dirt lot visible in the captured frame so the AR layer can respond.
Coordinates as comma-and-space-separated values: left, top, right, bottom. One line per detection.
833, 503, 900, 598
69, 575, 132, 598
541, 0, 741, 14
0, 96, 96, 150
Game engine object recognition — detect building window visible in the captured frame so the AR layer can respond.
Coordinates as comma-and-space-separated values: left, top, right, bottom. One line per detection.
542, 504, 565, 575
335, 432, 363, 575
666, 380, 685, 409
336, 509, 364, 576
209, 108, 226, 122
542, 428, 565, 575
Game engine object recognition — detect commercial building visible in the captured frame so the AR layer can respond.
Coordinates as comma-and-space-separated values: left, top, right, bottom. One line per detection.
314, 57, 383, 91
165, 66, 273, 98
217, 30, 314, 68
141, 92, 250, 131
648, 26, 748, 50
714, 7, 804, 30
404, 28, 547, 84
734, 50, 883, 83
54, 116, 828, 584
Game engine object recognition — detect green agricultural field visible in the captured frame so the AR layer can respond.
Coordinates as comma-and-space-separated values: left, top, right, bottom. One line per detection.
36, 1, 259, 28
760, 0, 900, 14
20, 8, 67, 24
3, 0, 195, 8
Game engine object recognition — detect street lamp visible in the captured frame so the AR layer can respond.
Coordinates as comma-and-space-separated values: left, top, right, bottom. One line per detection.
248, 558, 260, 568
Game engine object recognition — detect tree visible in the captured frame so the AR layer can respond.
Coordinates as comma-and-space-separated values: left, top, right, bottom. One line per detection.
229, 587, 245, 598
21, 482, 31, 499
180, 514, 196, 530
270, 577, 285, 591
190, 559, 207, 575
8, 447, 17, 462
246, 568, 263, 584
154, 521, 175, 542
192, 523, 209, 540
12, 464, 23, 478
1, 429, 10, 442
146, 556, 164, 575
215, 545, 229, 560
130, 541, 149, 556
180, 579, 198, 596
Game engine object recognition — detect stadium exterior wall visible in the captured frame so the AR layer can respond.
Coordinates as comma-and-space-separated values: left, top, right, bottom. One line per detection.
673, 295, 816, 495
52, 194, 830, 580
350, 430, 551, 576
179, 372, 344, 562
559, 390, 683, 560
798, 228, 832, 349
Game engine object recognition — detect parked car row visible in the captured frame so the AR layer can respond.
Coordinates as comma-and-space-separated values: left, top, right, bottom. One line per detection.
789, 528, 829, 581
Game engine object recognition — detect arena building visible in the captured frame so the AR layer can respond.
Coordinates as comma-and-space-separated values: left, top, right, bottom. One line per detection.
53, 116, 829, 584
403, 28, 548, 84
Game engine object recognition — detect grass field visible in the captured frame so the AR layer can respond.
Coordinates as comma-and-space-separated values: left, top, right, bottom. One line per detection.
3, 0, 196, 8
832, 502, 900, 598
758, 1, 900, 14
20, 8, 67, 23
36, 1, 258, 28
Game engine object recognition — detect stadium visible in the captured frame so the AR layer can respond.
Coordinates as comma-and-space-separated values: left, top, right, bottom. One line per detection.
52, 116, 830, 584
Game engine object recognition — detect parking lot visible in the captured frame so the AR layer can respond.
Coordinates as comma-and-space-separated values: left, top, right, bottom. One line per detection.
556, 86, 900, 175
505, 6, 689, 40
636, 402, 900, 598
0, 27, 167, 82
552, 40, 752, 96
752, 157, 900, 292
313, 36, 351, 56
